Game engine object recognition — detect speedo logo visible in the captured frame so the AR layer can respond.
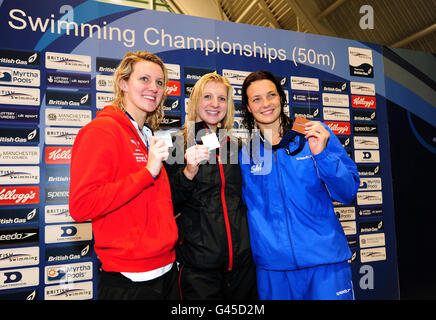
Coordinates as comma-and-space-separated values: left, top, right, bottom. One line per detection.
160, 115, 181, 128
0, 228, 39, 247
0, 232, 36, 241
336, 288, 352, 296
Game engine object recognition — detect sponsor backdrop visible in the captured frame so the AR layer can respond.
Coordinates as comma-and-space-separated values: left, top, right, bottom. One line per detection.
0, 0, 407, 299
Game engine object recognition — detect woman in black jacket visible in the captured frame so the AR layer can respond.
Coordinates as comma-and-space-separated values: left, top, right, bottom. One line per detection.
164, 73, 257, 300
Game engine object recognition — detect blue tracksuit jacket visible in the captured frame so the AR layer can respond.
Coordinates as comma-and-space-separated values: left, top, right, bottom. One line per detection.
239, 124, 360, 271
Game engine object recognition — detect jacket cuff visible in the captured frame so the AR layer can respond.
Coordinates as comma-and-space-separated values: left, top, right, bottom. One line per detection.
312, 148, 329, 162
139, 167, 156, 187
177, 169, 196, 189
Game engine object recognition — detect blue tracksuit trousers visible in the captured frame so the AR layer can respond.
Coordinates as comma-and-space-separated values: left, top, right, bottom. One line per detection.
256, 261, 354, 300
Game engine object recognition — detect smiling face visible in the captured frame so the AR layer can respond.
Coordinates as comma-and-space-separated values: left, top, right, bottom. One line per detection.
195, 81, 228, 132
246, 79, 282, 131
119, 60, 165, 120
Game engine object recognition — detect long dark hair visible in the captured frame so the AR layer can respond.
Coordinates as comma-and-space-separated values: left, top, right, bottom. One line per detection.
240, 70, 293, 136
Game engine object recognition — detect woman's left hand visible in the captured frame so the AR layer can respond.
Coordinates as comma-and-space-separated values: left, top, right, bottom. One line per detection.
304, 121, 330, 155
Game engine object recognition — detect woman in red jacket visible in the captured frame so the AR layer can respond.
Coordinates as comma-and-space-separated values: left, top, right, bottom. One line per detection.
69, 51, 178, 300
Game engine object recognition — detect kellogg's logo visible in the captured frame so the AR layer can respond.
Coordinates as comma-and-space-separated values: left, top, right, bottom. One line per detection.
324, 121, 351, 135
352, 95, 376, 109
0, 186, 39, 205
45, 147, 72, 164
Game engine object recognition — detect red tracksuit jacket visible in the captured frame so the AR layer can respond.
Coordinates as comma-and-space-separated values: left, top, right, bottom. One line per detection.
69, 105, 178, 272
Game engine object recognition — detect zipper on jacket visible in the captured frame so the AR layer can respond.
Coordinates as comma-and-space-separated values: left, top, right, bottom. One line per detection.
274, 149, 300, 269
311, 155, 332, 198
217, 158, 233, 271
203, 123, 233, 271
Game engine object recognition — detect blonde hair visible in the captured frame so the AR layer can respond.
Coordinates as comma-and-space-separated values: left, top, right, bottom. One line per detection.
183, 73, 235, 143
112, 51, 168, 131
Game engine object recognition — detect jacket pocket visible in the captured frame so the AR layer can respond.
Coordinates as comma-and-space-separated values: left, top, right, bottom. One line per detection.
126, 196, 177, 258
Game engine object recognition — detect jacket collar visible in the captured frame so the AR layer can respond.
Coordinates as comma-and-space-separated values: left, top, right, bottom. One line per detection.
97, 105, 151, 149
257, 129, 305, 156
258, 129, 298, 149
194, 121, 219, 143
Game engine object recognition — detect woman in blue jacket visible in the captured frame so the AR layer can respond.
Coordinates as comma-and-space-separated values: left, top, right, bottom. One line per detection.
238, 70, 360, 300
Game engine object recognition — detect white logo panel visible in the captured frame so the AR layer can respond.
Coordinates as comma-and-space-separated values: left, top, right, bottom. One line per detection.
0, 66, 40, 87
0, 86, 40, 106
45, 223, 93, 244
357, 191, 383, 205
44, 280, 93, 300
0, 147, 40, 164
350, 81, 375, 95
96, 74, 114, 92
290, 76, 319, 91
323, 107, 350, 121
0, 166, 40, 185
165, 63, 180, 79
354, 136, 379, 149
354, 150, 380, 163
45, 127, 80, 145
322, 93, 349, 107
359, 233, 385, 248
0, 246, 39, 269
341, 221, 357, 235
360, 247, 387, 262
45, 108, 91, 127
222, 69, 251, 85
0, 267, 39, 290
359, 177, 382, 191
335, 206, 356, 221
44, 261, 93, 284
45, 52, 91, 72
96, 92, 114, 110
45, 204, 75, 224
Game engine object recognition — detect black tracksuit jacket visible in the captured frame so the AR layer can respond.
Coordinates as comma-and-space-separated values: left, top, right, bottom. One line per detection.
164, 122, 253, 271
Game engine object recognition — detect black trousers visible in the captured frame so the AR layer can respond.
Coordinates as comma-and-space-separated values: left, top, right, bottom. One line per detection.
97, 264, 180, 300
178, 263, 258, 300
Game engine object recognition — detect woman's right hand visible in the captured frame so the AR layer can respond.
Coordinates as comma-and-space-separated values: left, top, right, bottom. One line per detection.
146, 136, 169, 177
183, 144, 210, 180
